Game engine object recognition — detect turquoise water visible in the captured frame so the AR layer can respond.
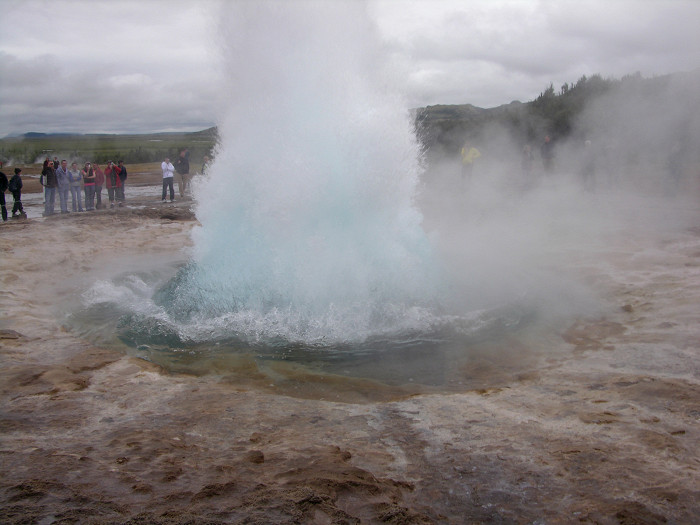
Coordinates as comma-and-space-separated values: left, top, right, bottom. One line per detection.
64, 4, 540, 397
66, 262, 536, 398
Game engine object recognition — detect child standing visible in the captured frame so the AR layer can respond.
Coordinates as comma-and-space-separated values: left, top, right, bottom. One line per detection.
9, 168, 26, 218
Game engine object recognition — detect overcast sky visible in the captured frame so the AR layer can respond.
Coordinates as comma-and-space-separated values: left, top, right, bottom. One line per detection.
1, 0, 699, 136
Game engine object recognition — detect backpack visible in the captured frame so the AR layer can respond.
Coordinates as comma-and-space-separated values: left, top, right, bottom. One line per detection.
8, 176, 18, 192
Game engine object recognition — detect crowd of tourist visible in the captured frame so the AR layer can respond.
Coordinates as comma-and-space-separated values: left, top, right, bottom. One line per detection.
1, 148, 213, 222
38, 156, 127, 217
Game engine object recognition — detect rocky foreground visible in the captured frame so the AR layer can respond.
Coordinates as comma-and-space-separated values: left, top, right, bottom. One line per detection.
0, 192, 698, 524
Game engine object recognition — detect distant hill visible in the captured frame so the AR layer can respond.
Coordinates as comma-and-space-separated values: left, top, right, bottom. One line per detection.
4, 69, 698, 172
414, 68, 700, 164
22, 132, 77, 138
0, 128, 218, 165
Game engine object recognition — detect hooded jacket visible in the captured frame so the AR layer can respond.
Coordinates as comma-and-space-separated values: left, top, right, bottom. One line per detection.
69, 168, 82, 187
9, 173, 23, 194
82, 167, 96, 185
55, 165, 71, 189
104, 165, 122, 189
94, 166, 105, 186
41, 165, 57, 188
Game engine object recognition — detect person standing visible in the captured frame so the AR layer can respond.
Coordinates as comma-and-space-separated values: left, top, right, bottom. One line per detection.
578, 139, 596, 192
55, 159, 71, 213
41, 160, 58, 216
93, 162, 104, 209
666, 142, 683, 196
161, 157, 175, 203
82, 162, 96, 210
68, 161, 84, 212
174, 148, 190, 198
9, 168, 26, 218
520, 144, 535, 190
0, 162, 8, 222
460, 141, 481, 184
104, 161, 122, 208
201, 155, 210, 175
521, 145, 534, 176
540, 135, 555, 173
116, 160, 127, 205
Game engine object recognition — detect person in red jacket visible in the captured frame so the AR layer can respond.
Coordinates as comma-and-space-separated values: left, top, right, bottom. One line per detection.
93, 162, 105, 209
104, 161, 122, 208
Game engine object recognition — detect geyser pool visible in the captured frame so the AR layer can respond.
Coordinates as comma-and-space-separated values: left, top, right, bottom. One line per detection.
67, 260, 536, 399
65, 2, 541, 395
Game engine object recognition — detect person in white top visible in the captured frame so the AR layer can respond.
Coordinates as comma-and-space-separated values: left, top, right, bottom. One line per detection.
161, 157, 175, 203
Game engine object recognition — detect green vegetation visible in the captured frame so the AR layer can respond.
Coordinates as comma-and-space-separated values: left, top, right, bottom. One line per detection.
414, 70, 697, 159
0, 128, 217, 166
3, 69, 696, 173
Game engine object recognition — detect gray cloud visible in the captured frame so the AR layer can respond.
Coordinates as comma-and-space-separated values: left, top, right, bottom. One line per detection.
0, 0, 222, 135
1, 0, 699, 135
373, 0, 700, 107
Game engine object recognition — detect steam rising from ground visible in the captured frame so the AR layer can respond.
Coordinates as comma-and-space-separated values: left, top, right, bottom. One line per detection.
171, 3, 697, 348
78, 4, 699, 356
419, 70, 700, 322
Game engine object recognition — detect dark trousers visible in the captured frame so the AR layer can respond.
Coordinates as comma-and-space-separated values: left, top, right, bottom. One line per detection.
12, 191, 24, 215
58, 186, 69, 212
95, 185, 103, 208
116, 182, 125, 202
0, 191, 6, 221
162, 178, 174, 200
84, 185, 95, 210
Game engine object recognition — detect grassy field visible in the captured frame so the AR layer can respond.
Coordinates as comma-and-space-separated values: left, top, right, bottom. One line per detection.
1, 129, 216, 193
0, 129, 217, 168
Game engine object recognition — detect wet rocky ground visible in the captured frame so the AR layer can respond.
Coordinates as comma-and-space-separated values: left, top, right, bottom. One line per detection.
1, 193, 698, 523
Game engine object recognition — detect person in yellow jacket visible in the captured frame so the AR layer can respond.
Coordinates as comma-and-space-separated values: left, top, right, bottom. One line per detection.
460, 141, 481, 182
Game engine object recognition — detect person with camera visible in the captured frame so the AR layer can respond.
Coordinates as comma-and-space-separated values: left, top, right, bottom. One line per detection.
81, 162, 96, 210
161, 157, 175, 203
104, 161, 122, 208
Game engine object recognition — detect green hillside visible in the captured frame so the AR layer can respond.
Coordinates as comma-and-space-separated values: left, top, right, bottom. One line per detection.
414, 69, 700, 165
0, 128, 217, 166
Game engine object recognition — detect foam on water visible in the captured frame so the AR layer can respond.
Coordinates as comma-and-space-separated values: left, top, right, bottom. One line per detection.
149, 2, 452, 346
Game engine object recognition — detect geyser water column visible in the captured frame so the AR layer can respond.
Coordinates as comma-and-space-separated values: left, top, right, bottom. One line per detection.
160, 1, 443, 345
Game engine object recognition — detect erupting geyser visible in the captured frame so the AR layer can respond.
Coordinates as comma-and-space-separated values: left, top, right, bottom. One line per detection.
155, 2, 445, 345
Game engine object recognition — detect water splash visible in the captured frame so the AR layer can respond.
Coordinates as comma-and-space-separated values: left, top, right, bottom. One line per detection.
152, 2, 447, 346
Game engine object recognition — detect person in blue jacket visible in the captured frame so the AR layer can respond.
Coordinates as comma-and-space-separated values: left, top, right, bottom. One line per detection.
55, 159, 71, 213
